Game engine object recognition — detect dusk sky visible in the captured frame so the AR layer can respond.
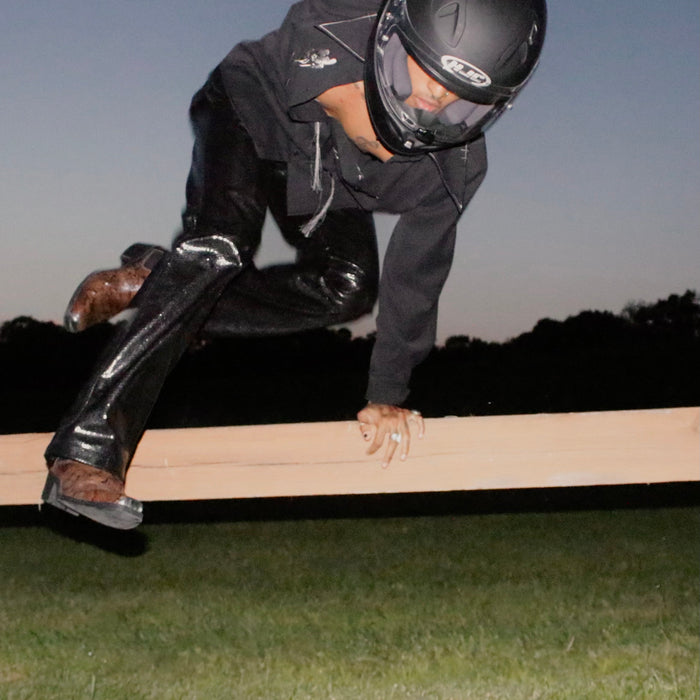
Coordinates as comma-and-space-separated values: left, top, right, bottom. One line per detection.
2, 0, 698, 342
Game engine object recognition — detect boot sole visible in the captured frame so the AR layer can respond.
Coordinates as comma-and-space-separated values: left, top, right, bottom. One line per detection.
41, 472, 143, 530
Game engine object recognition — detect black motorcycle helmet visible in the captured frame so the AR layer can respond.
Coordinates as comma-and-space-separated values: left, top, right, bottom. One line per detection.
365, 0, 547, 155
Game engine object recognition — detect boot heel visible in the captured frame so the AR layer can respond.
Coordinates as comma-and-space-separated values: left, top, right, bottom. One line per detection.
41, 472, 80, 517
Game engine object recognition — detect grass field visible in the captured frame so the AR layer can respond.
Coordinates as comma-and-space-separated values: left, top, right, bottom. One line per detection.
1, 495, 698, 699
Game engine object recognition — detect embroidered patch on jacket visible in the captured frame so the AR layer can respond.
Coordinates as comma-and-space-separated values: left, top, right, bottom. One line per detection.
295, 48, 338, 69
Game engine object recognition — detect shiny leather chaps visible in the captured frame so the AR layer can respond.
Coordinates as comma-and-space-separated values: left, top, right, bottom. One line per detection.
46, 69, 379, 479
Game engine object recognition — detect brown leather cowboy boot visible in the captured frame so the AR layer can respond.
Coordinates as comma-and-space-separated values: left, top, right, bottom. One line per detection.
42, 458, 143, 529
64, 243, 165, 332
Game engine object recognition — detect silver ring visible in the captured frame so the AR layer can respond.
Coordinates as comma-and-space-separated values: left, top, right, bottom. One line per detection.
390, 432, 402, 443
410, 409, 421, 416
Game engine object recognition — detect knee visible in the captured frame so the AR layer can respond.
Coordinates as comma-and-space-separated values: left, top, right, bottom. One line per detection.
174, 234, 251, 271
323, 258, 378, 321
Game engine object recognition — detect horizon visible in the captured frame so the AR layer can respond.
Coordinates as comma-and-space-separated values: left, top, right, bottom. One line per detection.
3, 287, 696, 348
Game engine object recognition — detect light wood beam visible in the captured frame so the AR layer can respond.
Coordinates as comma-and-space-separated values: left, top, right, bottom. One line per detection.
1, 407, 698, 506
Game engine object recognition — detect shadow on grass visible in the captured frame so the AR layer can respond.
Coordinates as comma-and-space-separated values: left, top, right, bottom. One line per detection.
1, 482, 697, 559
3, 482, 697, 533
148, 482, 700, 524
18, 505, 151, 556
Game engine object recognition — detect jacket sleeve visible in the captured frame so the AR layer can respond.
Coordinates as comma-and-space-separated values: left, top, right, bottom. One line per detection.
365, 148, 488, 406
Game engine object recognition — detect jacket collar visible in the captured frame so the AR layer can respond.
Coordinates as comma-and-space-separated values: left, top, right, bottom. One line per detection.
316, 14, 376, 62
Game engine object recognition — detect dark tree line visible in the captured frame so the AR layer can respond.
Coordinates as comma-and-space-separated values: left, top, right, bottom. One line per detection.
1, 290, 698, 435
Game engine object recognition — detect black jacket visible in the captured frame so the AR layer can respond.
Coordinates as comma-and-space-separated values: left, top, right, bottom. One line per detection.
219, 0, 488, 404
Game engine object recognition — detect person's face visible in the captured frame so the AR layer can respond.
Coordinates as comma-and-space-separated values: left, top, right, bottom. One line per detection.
403, 55, 460, 114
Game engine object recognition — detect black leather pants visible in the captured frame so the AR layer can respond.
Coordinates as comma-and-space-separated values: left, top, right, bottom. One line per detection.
46, 68, 378, 480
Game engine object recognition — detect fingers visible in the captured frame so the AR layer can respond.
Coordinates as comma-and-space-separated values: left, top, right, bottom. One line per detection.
408, 409, 425, 439
382, 431, 399, 468
358, 420, 376, 445
356, 404, 423, 468
381, 426, 410, 469
367, 423, 387, 457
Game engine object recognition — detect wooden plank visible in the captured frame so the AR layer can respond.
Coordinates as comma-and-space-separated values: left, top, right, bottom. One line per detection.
0, 407, 698, 506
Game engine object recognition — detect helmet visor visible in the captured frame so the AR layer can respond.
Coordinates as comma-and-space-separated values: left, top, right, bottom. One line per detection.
369, 17, 509, 154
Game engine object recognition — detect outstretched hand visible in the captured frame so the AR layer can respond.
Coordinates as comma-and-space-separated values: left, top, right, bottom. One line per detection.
357, 402, 425, 468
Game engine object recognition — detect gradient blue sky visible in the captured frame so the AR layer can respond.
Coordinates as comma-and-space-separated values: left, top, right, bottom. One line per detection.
2, 0, 698, 342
